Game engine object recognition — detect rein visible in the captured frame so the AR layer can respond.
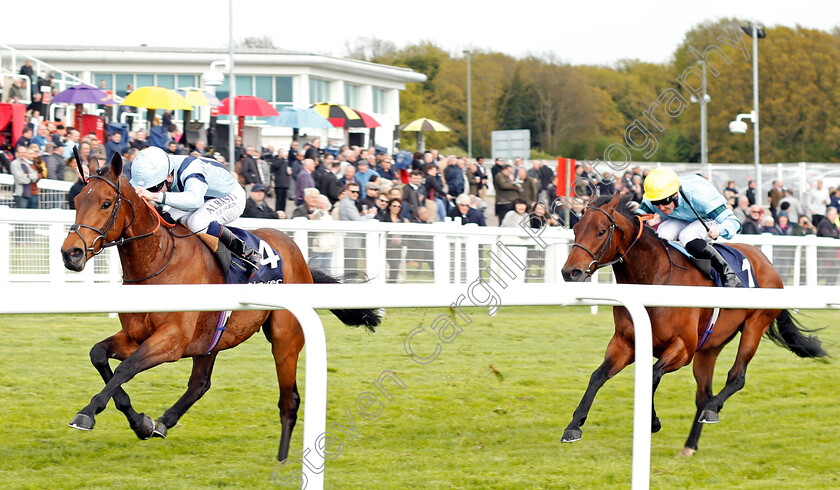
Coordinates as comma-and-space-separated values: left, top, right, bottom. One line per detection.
572, 208, 651, 279
69, 174, 178, 283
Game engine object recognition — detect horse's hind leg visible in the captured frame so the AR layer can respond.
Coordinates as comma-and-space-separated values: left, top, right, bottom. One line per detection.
680, 346, 722, 457
562, 334, 634, 443
698, 312, 775, 424
154, 352, 219, 438
269, 310, 305, 461
71, 331, 152, 438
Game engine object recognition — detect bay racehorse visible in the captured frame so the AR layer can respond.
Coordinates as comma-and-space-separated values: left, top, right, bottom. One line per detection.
560, 192, 826, 456
60, 153, 381, 461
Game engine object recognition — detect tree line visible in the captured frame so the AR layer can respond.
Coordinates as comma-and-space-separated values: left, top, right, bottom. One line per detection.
348, 18, 840, 164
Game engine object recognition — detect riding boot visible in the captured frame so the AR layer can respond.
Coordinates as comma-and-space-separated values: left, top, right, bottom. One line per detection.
696, 242, 742, 288
217, 226, 261, 276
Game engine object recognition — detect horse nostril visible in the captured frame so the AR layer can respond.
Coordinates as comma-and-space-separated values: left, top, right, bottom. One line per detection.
562, 268, 582, 282
69, 248, 83, 260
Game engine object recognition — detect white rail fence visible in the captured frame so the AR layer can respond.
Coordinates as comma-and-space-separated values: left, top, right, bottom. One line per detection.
2, 283, 839, 489
3, 207, 840, 287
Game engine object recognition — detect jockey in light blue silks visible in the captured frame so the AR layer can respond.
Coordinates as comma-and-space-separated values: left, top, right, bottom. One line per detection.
130, 147, 261, 275
637, 167, 742, 287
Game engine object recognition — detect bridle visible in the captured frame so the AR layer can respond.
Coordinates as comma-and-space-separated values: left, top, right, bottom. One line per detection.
68, 172, 175, 283
571, 207, 649, 280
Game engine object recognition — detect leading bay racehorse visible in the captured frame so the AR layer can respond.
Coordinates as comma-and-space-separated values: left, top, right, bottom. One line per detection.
560, 192, 826, 456
60, 153, 381, 461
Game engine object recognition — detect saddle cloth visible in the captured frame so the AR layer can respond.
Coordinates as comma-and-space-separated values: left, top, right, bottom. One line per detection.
670, 242, 758, 288
202, 226, 284, 285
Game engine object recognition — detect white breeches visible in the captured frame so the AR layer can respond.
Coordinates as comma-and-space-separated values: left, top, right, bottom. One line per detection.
656, 218, 709, 246
167, 186, 246, 233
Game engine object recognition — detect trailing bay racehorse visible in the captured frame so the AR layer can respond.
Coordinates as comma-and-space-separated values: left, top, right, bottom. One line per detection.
60, 153, 381, 461
560, 192, 826, 456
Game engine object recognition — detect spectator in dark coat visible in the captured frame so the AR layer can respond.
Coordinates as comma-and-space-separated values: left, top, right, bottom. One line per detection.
402, 170, 426, 219
817, 206, 840, 238
240, 147, 262, 186
318, 160, 341, 204
243, 184, 283, 219
269, 148, 290, 209
447, 193, 487, 226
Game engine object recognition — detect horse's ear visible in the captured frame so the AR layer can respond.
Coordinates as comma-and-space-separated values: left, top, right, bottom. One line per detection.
110, 152, 123, 180
72, 146, 87, 185
605, 192, 622, 210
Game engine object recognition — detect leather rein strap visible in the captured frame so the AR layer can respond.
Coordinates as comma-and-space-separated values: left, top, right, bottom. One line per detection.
572, 209, 652, 279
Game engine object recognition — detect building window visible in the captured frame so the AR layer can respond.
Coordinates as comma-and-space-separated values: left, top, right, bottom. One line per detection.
255, 76, 272, 101
236, 75, 253, 96
344, 83, 359, 108
157, 74, 175, 89
373, 88, 386, 113
115, 74, 133, 97
309, 78, 331, 105
136, 74, 154, 88
94, 74, 113, 90
177, 74, 197, 89
275, 76, 293, 108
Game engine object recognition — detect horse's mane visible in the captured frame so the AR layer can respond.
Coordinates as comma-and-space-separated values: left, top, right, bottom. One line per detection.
591, 193, 666, 244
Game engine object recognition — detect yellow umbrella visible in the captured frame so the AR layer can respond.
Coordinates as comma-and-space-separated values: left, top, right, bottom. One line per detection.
399, 117, 451, 151
121, 86, 192, 130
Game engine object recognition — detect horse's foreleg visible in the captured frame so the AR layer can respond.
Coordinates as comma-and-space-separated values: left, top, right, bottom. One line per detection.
699, 315, 770, 424
70, 326, 188, 438
270, 310, 305, 462
154, 352, 219, 438
651, 338, 691, 434
562, 335, 634, 443
81, 332, 150, 437
681, 347, 721, 457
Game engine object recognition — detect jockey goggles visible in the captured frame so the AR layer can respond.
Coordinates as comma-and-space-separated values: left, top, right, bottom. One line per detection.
650, 193, 678, 207
146, 180, 168, 193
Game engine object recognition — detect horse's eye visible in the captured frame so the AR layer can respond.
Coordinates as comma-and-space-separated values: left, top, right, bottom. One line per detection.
101, 201, 112, 210
597, 229, 607, 237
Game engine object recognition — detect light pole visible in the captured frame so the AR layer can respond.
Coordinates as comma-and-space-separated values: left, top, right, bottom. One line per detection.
464, 50, 472, 159
730, 23, 765, 206
227, 0, 236, 171
690, 62, 711, 176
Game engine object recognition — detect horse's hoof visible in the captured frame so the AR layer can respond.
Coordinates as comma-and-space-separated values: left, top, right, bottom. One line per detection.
152, 419, 168, 439
677, 447, 696, 458
699, 410, 719, 424
133, 413, 156, 440
69, 412, 95, 431
651, 417, 662, 433
561, 429, 582, 443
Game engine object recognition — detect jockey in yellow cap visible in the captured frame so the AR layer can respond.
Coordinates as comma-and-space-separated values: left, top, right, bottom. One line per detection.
638, 167, 742, 287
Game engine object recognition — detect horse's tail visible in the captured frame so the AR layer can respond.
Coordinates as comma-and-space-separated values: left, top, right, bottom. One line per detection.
764, 310, 828, 359
309, 267, 382, 333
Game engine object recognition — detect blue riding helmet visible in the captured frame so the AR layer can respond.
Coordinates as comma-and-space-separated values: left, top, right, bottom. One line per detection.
129, 147, 173, 189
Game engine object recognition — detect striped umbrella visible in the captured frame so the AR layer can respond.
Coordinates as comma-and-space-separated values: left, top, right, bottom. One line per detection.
344, 110, 381, 129
399, 118, 451, 152
399, 118, 451, 132
175, 87, 222, 107
311, 102, 361, 128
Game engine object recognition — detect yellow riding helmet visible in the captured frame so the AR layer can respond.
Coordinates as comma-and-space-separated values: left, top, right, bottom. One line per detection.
643, 167, 681, 201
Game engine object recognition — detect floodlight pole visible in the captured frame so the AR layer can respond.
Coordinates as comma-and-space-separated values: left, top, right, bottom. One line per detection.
228, 0, 236, 171
751, 24, 761, 208
464, 50, 472, 159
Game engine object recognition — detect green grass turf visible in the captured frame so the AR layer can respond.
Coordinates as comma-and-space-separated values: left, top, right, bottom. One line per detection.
0, 306, 837, 489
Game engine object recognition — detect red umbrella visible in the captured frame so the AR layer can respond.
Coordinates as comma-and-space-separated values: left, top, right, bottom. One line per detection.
218, 95, 279, 136
218, 96, 279, 116
344, 110, 381, 129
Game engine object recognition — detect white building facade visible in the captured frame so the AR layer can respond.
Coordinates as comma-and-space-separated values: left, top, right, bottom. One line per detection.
5, 44, 426, 152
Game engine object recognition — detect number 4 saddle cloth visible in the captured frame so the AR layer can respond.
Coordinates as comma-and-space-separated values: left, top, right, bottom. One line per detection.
201, 226, 285, 285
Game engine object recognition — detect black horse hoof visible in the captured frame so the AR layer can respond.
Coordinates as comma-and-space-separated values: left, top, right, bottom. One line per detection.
69, 412, 95, 431
133, 413, 156, 440
652, 417, 662, 433
152, 419, 168, 439
561, 429, 582, 443
699, 410, 719, 424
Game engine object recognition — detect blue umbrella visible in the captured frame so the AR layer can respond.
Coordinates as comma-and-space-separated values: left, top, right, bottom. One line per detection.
52, 83, 115, 105
267, 107, 333, 129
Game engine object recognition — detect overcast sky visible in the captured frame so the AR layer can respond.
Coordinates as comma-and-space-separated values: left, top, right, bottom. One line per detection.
5, 0, 837, 66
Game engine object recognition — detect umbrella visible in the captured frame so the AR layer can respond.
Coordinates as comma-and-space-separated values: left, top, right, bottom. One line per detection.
175, 87, 222, 107
218, 96, 279, 137
120, 86, 193, 111
121, 86, 193, 130
344, 110, 381, 129
52, 84, 115, 105
399, 117, 451, 132
218, 96, 279, 116
266, 107, 333, 129
399, 117, 451, 152
311, 102, 361, 128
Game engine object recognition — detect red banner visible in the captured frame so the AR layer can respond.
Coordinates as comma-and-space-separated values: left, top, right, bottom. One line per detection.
556, 157, 576, 199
